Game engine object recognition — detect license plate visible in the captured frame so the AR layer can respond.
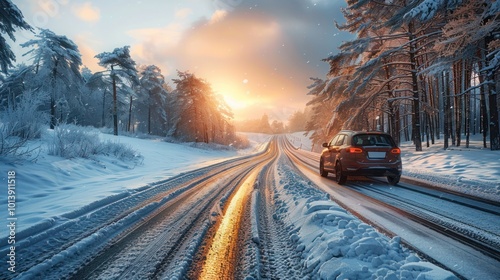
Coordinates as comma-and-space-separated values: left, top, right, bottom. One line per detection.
368, 152, 386, 159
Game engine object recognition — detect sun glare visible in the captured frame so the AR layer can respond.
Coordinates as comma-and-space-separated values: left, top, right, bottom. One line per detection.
224, 95, 250, 110
213, 83, 254, 111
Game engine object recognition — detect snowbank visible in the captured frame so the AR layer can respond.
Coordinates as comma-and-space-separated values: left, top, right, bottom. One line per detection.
0, 129, 264, 235
273, 155, 458, 279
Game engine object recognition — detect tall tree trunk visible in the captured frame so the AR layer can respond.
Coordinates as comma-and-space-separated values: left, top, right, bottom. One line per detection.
128, 95, 133, 132
50, 60, 59, 129
403, 112, 410, 142
408, 21, 422, 151
148, 93, 152, 135
450, 70, 456, 147
453, 62, 462, 147
428, 77, 436, 144
487, 59, 500, 150
443, 71, 451, 150
112, 72, 118, 136
464, 61, 471, 148
434, 76, 441, 140
489, 83, 500, 150
102, 90, 106, 128
388, 101, 398, 144
384, 64, 399, 144
478, 46, 489, 148
50, 98, 56, 129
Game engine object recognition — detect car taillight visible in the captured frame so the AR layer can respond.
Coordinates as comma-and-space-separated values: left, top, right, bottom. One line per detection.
348, 147, 363, 153
391, 148, 401, 154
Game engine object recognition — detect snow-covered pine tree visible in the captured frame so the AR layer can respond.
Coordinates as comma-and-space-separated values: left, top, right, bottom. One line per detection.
84, 69, 114, 127
21, 29, 83, 129
170, 71, 236, 144
0, 64, 34, 109
0, 0, 32, 73
95, 46, 138, 136
139, 65, 169, 135
404, 0, 500, 150
326, 2, 413, 144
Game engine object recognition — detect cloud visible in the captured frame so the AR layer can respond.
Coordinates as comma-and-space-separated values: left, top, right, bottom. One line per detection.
72, 2, 100, 23
127, 0, 351, 121
73, 33, 101, 72
209, 9, 228, 24
128, 23, 186, 75
175, 8, 192, 19
172, 11, 318, 120
181, 12, 280, 59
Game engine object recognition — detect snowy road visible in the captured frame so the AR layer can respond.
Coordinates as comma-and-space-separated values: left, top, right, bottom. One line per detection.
282, 136, 500, 280
2, 136, 498, 279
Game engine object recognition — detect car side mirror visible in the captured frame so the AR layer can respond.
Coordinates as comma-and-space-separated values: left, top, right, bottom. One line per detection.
322, 143, 329, 148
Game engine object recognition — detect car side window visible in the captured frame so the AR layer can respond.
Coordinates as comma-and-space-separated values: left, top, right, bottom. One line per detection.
335, 135, 345, 146
329, 135, 339, 146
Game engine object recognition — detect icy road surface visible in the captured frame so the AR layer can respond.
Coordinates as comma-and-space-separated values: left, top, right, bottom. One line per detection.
1, 135, 498, 279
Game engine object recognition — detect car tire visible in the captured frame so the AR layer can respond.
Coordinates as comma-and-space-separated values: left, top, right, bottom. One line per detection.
335, 162, 347, 184
320, 160, 328, 177
387, 175, 400, 185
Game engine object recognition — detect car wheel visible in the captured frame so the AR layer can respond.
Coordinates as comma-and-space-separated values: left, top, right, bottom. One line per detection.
387, 175, 400, 185
335, 162, 347, 184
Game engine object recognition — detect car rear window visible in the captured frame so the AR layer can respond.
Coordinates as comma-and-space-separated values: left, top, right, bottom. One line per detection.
352, 134, 394, 147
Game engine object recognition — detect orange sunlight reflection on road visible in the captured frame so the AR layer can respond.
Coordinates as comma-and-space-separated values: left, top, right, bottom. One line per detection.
199, 170, 259, 279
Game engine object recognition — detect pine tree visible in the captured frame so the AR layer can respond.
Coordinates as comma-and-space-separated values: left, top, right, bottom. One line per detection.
306, 0, 499, 151
95, 46, 138, 135
139, 65, 169, 135
85, 70, 114, 127
171, 71, 236, 144
0, 0, 32, 73
21, 29, 83, 128
0, 64, 34, 109
418, 0, 500, 150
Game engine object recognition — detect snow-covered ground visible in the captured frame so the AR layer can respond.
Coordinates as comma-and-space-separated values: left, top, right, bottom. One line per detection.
270, 154, 458, 279
1, 129, 498, 279
0, 129, 270, 233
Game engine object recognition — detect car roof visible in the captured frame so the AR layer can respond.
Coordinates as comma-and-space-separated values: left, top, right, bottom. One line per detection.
338, 130, 391, 136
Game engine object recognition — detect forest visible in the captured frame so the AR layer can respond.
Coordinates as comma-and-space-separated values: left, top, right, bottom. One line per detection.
0, 1, 245, 158
304, 0, 500, 151
1, 0, 499, 158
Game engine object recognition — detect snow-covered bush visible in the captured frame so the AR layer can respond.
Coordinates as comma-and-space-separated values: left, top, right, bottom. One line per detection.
48, 124, 101, 158
99, 140, 143, 163
48, 124, 143, 164
2, 91, 49, 140
0, 92, 48, 158
0, 123, 37, 158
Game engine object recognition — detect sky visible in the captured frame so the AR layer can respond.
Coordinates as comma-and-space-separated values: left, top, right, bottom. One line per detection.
10, 0, 351, 121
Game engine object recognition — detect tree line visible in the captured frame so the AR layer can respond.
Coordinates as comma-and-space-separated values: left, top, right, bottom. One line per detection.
235, 110, 310, 135
305, 0, 500, 151
0, 2, 241, 150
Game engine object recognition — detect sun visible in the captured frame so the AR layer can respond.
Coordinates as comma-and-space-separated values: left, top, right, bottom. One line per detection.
213, 82, 253, 110
224, 95, 250, 110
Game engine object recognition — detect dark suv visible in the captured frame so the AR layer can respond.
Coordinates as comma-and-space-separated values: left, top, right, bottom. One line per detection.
320, 130, 402, 185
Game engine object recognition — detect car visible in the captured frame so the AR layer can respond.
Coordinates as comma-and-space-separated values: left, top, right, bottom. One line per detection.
319, 130, 402, 185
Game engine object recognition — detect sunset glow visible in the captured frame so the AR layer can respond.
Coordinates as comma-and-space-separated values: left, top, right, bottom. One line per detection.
11, 0, 350, 121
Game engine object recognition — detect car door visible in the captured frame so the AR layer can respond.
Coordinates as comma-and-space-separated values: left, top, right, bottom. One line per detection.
331, 134, 346, 165
323, 135, 339, 169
